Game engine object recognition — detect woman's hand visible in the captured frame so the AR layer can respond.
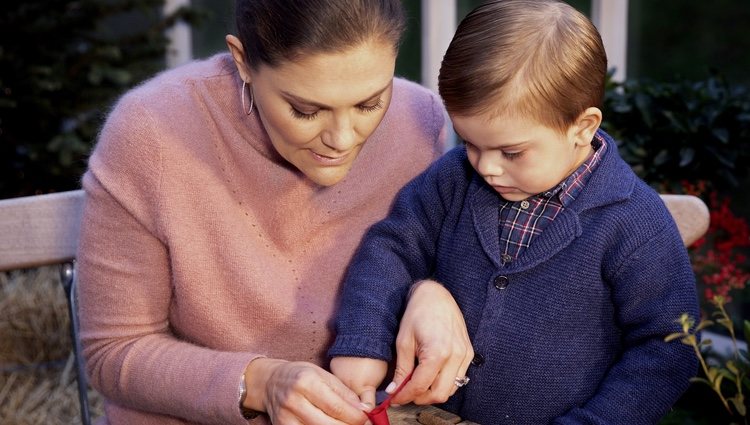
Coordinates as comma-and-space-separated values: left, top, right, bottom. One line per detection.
388, 280, 474, 405
330, 356, 389, 408
245, 358, 369, 425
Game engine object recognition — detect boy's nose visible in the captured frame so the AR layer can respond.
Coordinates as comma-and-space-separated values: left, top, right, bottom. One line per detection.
476, 153, 503, 177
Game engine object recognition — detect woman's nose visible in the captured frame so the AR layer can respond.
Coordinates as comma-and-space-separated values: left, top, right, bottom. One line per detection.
322, 114, 357, 151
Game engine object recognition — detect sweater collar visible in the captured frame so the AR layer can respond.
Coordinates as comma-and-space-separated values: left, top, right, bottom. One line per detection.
568, 129, 635, 213
469, 129, 636, 270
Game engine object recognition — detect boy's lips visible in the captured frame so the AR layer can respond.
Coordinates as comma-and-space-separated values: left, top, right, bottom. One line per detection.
493, 184, 516, 193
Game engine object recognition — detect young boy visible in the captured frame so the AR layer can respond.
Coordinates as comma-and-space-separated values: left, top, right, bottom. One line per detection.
329, 1, 700, 424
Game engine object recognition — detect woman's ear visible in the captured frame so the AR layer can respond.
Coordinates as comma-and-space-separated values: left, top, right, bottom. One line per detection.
226, 35, 253, 83
571, 107, 603, 146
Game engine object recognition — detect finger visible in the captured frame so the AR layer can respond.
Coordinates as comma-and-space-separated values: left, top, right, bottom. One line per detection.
448, 327, 475, 400
390, 334, 416, 391
326, 374, 365, 408
424, 337, 474, 403
385, 335, 420, 404
390, 354, 441, 405
458, 339, 474, 381
290, 402, 360, 425
413, 365, 455, 404
447, 337, 474, 398
274, 387, 361, 425
312, 376, 370, 424
358, 387, 377, 410
271, 412, 304, 425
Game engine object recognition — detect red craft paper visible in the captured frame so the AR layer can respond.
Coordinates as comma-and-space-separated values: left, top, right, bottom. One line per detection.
365, 373, 413, 425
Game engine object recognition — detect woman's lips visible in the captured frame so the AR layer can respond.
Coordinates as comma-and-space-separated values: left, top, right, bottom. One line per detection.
311, 150, 349, 165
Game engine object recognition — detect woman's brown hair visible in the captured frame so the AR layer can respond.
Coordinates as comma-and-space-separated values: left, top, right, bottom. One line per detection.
439, 0, 607, 132
236, 0, 406, 69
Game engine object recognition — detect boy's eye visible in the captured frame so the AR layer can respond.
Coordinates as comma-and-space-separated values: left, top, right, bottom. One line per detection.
290, 107, 319, 120
502, 151, 523, 160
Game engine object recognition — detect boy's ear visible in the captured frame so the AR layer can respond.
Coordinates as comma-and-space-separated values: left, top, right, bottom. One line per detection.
226, 35, 253, 83
570, 107, 603, 146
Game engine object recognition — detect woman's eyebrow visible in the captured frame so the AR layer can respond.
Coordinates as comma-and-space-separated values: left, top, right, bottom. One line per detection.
281, 84, 390, 109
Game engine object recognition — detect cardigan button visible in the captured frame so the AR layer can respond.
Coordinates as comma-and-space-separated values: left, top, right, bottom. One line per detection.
493, 275, 509, 290
471, 353, 485, 366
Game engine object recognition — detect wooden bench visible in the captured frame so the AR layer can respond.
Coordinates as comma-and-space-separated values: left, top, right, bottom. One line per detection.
0, 190, 709, 425
0, 190, 89, 425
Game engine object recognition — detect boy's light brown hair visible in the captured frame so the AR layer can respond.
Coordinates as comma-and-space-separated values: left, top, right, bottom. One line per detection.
438, 0, 607, 133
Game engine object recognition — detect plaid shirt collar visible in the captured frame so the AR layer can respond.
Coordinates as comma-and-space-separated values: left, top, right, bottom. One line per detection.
544, 131, 606, 206
497, 131, 607, 263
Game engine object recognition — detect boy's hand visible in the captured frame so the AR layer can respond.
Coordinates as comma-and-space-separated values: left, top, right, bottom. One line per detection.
390, 280, 474, 405
330, 356, 389, 408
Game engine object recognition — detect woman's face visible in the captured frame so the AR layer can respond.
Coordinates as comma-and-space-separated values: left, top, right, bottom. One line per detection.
235, 39, 397, 186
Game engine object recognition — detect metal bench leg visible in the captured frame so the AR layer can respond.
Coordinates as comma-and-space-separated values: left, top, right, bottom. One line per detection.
61, 262, 92, 425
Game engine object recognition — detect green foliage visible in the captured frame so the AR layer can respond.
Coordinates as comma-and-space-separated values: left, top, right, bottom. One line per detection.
665, 297, 750, 424
602, 74, 750, 191
0, 0, 200, 198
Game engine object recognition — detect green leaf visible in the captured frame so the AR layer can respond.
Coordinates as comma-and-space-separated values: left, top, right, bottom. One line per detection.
662, 110, 688, 132
706, 366, 719, 383
654, 149, 670, 166
634, 93, 654, 128
717, 318, 734, 332
717, 368, 737, 383
743, 320, 750, 344
697, 319, 715, 331
681, 335, 696, 346
711, 127, 730, 143
665, 332, 685, 342
690, 376, 713, 387
103, 68, 132, 86
678, 147, 695, 167
705, 145, 737, 169
713, 374, 724, 391
0, 98, 17, 108
729, 396, 746, 416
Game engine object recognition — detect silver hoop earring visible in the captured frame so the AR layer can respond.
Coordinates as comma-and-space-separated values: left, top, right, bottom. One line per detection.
241, 81, 254, 115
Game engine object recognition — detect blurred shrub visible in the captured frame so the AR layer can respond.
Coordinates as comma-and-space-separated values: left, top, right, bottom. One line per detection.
0, 0, 200, 198
602, 73, 750, 192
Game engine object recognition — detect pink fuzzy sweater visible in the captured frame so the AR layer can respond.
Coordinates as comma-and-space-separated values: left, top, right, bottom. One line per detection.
77, 54, 446, 425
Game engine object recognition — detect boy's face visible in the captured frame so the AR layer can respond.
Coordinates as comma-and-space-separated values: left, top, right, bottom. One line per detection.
452, 112, 595, 202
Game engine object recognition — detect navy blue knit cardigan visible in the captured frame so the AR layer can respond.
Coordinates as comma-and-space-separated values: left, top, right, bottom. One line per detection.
330, 131, 700, 424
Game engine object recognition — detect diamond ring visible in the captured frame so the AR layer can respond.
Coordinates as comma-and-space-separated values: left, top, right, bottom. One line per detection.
454, 376, 470, 388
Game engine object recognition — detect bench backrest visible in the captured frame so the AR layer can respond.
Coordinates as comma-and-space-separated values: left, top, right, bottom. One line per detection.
0, 190, 84, 271
0, 191, 711, 273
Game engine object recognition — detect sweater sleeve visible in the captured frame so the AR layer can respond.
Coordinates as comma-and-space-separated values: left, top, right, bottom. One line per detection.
554, 211, 700, 424
329, 149, 466, 361
77, 93, 260, 425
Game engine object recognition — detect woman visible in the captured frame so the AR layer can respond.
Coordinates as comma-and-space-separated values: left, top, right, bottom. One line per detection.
77, 0, 473, 424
